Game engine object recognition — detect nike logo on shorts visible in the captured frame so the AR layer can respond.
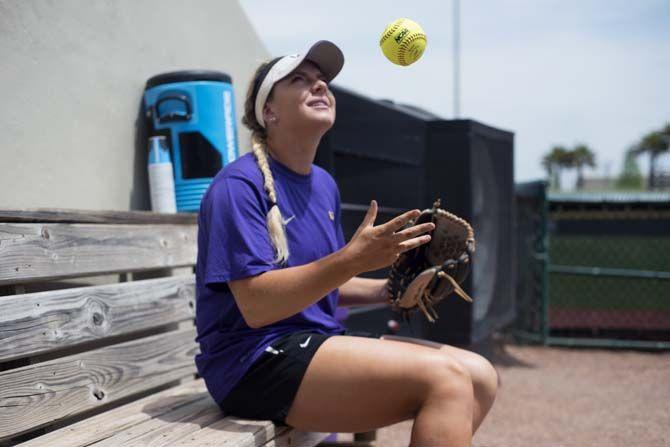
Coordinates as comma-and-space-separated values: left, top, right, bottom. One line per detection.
299, 336, 312, 348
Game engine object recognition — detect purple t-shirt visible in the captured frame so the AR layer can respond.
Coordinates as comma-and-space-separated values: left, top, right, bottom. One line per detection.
194, 152, 347, 406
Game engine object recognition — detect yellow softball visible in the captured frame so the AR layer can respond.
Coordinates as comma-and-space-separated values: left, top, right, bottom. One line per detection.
379, 18, 427, 66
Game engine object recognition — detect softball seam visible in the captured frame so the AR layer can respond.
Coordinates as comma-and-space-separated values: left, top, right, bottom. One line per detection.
379, 19, 403, 46
397, 33, 427, 66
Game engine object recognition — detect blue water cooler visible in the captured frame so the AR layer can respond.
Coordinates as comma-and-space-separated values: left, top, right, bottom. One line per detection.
144, 70, 239, 212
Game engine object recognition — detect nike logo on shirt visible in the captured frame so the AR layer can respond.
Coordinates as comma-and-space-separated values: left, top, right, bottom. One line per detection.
299, 336, 312, 348
283, 215, 295, 226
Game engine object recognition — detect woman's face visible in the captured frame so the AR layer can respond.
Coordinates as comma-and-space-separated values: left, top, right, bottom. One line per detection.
263, 60, 336, 133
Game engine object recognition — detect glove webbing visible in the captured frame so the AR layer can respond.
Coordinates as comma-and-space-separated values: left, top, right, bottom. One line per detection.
416, 272, 474, 323
436, 271, 473, 303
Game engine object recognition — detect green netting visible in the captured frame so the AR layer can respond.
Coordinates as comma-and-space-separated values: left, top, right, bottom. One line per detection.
551, 236, 670, 271
511, 183, 670, 349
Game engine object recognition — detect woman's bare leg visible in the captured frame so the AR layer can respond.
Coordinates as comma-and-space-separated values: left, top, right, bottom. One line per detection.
284, 335, 474, 447
381, 334, 499, 433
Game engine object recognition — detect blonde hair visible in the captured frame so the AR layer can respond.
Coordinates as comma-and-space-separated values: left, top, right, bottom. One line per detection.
242, 58, 290, 266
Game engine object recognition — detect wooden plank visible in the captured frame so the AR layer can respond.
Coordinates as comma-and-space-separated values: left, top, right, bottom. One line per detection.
0, 208, 197, 225
175, 417, 291, 447
88, 390, 224, 446
0, 276, 195, 362
14, 366, 327, 447
0, 223, 197, 285
15, 379, 297, 447
262, 430, 331, 447
316, 442, 376, 447
0, 327, 199, 440
15, 380, 208, 447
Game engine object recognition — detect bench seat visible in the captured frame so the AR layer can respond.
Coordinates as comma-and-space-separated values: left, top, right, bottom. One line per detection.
0, 209, 340, 447
16, 378, 329, 447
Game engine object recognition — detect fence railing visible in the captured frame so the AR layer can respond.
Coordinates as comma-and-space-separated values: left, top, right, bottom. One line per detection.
511, 182, 670, 350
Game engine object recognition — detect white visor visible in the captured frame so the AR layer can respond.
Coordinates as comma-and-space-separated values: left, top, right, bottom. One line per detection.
254, 40, 344, 128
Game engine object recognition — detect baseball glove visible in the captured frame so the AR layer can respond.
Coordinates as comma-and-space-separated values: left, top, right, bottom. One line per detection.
386, 199, 475, 323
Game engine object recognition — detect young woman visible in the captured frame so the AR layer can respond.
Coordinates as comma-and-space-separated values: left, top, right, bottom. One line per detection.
194, 40, 498, 447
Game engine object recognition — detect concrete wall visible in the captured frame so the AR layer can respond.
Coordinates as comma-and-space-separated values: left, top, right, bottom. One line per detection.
0, 0, 268, 211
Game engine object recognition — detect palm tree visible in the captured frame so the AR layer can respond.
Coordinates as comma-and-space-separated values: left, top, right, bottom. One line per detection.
571, 143, 596, 190
616, 148, 644, 190
542, 145, 570, 190
631, 123, 670, 189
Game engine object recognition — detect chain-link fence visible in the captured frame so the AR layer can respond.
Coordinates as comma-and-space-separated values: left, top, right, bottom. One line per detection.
513, 181, 550, 343
512, 181, 670, 349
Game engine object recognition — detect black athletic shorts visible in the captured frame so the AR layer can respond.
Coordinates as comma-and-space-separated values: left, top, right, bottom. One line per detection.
218, 328, 382, 426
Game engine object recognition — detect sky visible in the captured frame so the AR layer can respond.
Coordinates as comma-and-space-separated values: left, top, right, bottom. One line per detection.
240, 0, 670, 183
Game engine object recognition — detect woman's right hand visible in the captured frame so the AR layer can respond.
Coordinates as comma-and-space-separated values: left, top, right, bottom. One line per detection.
343, 200, 435, 274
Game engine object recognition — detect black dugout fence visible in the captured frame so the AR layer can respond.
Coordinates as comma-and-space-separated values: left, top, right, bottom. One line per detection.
316, 85, 516, 347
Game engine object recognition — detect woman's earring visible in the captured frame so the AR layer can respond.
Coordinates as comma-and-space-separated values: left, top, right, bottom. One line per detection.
270, 116, 277, 123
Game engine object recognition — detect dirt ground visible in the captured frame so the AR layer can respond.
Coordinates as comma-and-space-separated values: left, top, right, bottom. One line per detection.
334, 333, 670, 447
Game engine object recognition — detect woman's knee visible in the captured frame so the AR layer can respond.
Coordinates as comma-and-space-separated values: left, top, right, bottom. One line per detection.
420, 354, 473, 401
455, 352, 499, 400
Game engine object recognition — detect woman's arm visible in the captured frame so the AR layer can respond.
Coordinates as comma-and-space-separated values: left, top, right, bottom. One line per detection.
228, 246, 358, 328
228, 201, 434, 329
338, 276, 388, 308
230, 258, 388, 329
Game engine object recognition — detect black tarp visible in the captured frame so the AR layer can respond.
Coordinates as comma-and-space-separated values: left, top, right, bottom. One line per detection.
317, 85, 516, 346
